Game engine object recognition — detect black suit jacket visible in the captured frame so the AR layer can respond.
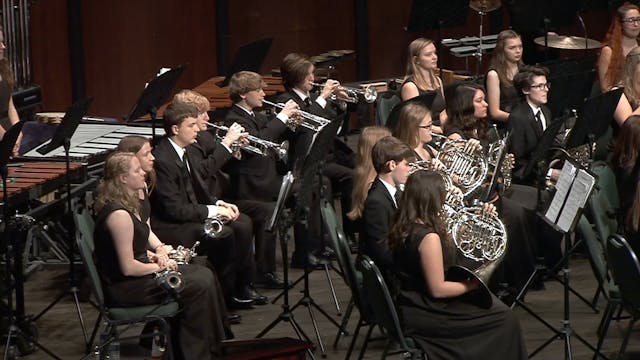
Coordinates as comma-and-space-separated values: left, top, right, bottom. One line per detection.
187, 131, 233, 198
224, 105, 289, 201
150, 137, 215, 225
508, 102, 553, 183
277, 90, 337, 172
360, 178, 396, 271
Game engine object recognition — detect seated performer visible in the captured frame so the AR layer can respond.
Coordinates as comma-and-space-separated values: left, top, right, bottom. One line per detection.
360, 136, 414, 274
224, 71, 298, 288
485, 30, 524, 124
613, 115, 640, 238
389, 169, 528, 359
400, 37, 446, 132
93, 152, 230, 359
508, 65, 562, 185
149, 102, 258, 310
171, 90, 271, 299
278, 52, 355, 267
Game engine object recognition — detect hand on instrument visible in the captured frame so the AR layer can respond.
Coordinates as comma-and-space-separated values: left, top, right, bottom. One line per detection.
464, 277, 481, 292
480, 202, 497, 218
165, 259, 178, 271
431, 158, 447, 171
280, 100, 299, 118
151, 252, 171, 269
216, 200, 240, 221
222, 122, 248, 148
467, 138, 482, 152
320, 79, 340, 99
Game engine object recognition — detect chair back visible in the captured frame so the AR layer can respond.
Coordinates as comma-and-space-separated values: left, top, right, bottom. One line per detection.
590, 161, 620, 211
74, 210, 105, 309
320, 201, 369, 319
606, 234, 640, 317
576, 215, 613, 297
359, 256, 415, 352
375, 91, 401, 127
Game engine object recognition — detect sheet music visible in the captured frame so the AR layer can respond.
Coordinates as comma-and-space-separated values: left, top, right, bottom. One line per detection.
556, 169, 595, 232
545, 162, 577, 223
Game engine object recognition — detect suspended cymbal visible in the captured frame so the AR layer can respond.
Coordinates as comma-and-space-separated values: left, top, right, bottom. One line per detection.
469, 0, 501, 13
534, 35, 601, 50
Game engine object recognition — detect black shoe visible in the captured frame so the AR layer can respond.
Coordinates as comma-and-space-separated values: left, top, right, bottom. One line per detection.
228, 296, 254, 310
255, 272, 289, 289
243, 285, 268, 305
227, 312, 242, 325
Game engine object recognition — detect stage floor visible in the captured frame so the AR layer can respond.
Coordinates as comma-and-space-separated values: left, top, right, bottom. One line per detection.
3, 247, 640, 360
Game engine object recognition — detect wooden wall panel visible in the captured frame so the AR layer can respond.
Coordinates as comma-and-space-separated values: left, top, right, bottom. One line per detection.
80, 0, 217, 117
30, 0, 72, 112
227, 1, 357, 82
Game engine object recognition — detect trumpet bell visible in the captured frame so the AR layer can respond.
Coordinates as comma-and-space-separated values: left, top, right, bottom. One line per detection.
362, 86, 377, 103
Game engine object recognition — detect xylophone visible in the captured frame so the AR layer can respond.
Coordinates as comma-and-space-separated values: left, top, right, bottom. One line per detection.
0, 161, 84, 211
22, 122, 165, 165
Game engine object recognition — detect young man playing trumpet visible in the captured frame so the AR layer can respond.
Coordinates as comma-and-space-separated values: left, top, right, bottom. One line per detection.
278, 53, 356, 268
224, 71, 298, 288
150, 102, 261, 310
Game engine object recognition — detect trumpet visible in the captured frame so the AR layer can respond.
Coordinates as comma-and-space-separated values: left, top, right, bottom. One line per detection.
311, 82, 378, 103
168, 241, 200, 265
204, 215, 226, 237
261, 99, 331, 133
206, 122, 289, 160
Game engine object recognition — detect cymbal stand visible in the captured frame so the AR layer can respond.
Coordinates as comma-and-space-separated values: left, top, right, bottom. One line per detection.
473, 9, 487, 77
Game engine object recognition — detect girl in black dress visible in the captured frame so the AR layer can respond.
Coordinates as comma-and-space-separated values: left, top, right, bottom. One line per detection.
388, 170, 527, 359
94, 152, 229, 359
486, 30, 524, 124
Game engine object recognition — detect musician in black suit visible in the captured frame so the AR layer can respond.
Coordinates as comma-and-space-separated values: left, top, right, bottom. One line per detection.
172, 90, 270, 302
149, 102, 257, 310
223, 73, 298, 288
508, 65, 560, 185
278, 53, 356, 267
360, 136, 414, 274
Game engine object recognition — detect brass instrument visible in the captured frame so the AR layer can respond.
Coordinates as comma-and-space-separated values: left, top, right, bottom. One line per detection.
262, 99, 331, 132
155, 269, 184, 294
435, 138, 488, 196
486, 133, 514, 193
310, 82, 378, 104
206, 122, 289, 160
204, 215, 226, 237
168, 241, 200, 265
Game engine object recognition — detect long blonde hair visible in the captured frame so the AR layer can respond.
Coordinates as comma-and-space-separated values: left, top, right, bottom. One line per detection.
94, 152, 140, 214
347, 126, 392, 220
622, 46, 640, 109
489, 30, 523, 87
404, 38, 439, 91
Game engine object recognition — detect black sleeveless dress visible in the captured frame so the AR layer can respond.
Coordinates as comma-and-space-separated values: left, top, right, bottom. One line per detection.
401, 77, 446, 120
394, 224, 528, 359
0, 77, 11, 131
94, 201, 228, 359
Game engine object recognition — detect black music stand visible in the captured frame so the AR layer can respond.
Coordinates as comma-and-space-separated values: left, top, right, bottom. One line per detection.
0, 122, 59, 359
518, 161, 603, 359
521, 112, 571, 184
32, 97, 93, 349
385, 92, 437, 132
543, 55, 597, 119
123, 65, 186, 139
217, 38, 273, 87
258, 172, 315, 359
564, 88, 623, 150
277, 117, 347, 357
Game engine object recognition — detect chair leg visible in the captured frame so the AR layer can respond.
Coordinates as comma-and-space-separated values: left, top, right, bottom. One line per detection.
86, 312, 103, 353
357, 324, 375, 360
591, 284, 602, 308
345, 317, 364, 360
380, 339, 391, 359
617, 318, 637, 360
593, 301, 615, 360
334, 297, 354, 348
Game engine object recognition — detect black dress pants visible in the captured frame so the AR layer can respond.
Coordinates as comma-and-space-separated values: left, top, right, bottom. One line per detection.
235, 199, 277, 274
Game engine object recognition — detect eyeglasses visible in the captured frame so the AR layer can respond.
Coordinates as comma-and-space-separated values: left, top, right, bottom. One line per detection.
530, 83, 550, 90
623, 17, 640, 24
418, 123, 433, 129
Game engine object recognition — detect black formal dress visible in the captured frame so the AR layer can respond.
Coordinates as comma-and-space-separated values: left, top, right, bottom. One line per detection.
394, 224, 528, 360
150, 137, 254, 302
94, 201, 228, 360
0, 77, 11, 131
360, 178, 397, 273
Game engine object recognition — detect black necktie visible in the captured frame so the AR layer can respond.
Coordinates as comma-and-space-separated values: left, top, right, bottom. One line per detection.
394, 188, 402, 207
303, 97, 312, 108
534, 110, 544, 134
182, 150, 190, 172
